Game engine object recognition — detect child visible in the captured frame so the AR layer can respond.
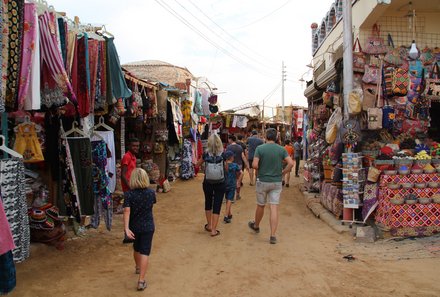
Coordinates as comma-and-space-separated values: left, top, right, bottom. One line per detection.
223, 150, 243, 223
123, 168, 156, 291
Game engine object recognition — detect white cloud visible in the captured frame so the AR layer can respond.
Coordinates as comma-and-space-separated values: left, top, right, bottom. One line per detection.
49, 0, 334, 114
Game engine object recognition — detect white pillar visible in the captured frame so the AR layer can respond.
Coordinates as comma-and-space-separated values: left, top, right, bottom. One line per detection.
342, 0, 353, 119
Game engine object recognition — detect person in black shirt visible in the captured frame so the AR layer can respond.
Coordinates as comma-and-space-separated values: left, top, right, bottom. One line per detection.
123, 168, 156, 291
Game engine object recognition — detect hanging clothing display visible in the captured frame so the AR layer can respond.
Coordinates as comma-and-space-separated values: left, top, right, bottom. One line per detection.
181, 99, 192, 137
0, 158, 29, 262
17, 3, 37, 110
180, 139, 194, 180
90, 140, 112, 231
67, 137, 94, 215
94, 41, 107, 114
72, 34, 91, 117
24, 4, 40, 111
88, 39, 99, 113
13, 122, 44, 163
58, 137, 81, 222
105, 37, 132, 100
5, 0, 25, 110
57, 17, 67, 68
0, 0, 8, 112
94, 130, 116, 192
39, 11, 77, 108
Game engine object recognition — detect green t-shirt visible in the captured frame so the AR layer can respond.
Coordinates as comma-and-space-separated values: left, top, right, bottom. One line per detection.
254, 143, 288, 182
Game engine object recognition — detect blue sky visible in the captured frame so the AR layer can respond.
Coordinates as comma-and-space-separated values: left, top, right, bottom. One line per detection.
48, 0, 334, 114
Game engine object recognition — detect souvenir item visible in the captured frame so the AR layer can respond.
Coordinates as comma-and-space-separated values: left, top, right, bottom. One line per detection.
424, 62, 440, 101
353, 38, 366, 73
363, 24, 387, 54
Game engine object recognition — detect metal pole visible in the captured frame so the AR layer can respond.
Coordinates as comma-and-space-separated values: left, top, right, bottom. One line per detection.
342, 0, 353, 119
281, 61, 285, 123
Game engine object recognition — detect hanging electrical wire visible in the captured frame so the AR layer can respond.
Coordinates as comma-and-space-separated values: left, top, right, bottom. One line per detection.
233, 0, 292, 30
186, 0, 279, 70
154, 0, 279, 79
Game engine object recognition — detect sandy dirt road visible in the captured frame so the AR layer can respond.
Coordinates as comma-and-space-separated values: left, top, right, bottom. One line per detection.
11, 174, 440, 297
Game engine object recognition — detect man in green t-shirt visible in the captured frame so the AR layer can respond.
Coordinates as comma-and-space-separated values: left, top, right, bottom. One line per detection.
248, 128, 294, 244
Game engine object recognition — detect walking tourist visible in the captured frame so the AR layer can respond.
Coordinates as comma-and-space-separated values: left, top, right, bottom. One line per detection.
223, 150, 243, 223
246, 130, 263, 186
248, 128, 294, 244
294, 137, 303, 177
282, 139, 294, 187
123, 168, 156, 291
226, 134, 248, 200
197, 134, 226, 237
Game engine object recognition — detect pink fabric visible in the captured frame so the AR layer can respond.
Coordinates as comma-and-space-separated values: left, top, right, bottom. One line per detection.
39, 11, 77, 108
0, 199, 15, 255
17, 3, 37, 110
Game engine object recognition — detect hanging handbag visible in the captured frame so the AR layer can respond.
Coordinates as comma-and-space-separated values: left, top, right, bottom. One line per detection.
362, 65, 380, 84
362, 84, 377, 111
383, 66, 394, 97
420, 47, 435, 66
325, 107, 342, 144
383, 34, 405, 66
353, 37, 366, 73
424, 62, 440, 102
382, 103, 395, 130
363, 24, 388, 55
339, 119, 362, 144
392, 67, 409, 96
367, 64, 383, 130
348, 89, 362, 115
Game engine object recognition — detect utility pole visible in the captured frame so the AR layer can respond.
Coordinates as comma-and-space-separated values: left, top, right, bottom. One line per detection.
342, 0, 353, 119
281, 61, 286, 123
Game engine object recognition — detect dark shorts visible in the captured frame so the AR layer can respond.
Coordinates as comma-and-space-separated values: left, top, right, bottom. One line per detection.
133, 231, 154, 256
225, 188, 236, 201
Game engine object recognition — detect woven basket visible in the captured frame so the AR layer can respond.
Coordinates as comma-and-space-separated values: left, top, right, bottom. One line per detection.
395, 158, 414, 167
413, 159, 431, 167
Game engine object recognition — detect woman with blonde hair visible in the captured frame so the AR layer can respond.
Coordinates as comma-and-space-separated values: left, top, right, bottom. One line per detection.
197, 133, 225, 237
123, 168, 156, 291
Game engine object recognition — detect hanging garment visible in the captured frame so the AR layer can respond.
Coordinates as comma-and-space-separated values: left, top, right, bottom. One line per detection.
180, 139, 194, 180
90, 140, 112, 231
0, 158, 30, 262
88, 39, 99, 113
94, 41, 107, 114
17, 3, 37, 110
57, 17, 67, 68
66, 29, 77, 75
193, 90, 203, 115
232, 116, 238, 128
105, 37, 132, 100
39, 11, 77, 108
235, 116, 249, 128
58, 137, 81, 222
5, 0, 25, 110
0, 0, 9, 112
94, 130, 116, 192
24, 5, 40, 111
72, 34, 91, 117
67, 137, 94, 216
181, 100, 192, 137
13, 123, 44, 163
0, 199, 15, 255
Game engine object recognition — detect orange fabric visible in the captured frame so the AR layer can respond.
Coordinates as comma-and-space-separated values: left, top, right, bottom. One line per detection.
284, 145, 294, 157
121, 151, 136, 192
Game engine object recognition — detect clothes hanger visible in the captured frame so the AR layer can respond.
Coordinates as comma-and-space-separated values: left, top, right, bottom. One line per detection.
0, 135, 23, 159
63, 121, 89, 138
96, 25, 114, 38
93, 116, 114, 131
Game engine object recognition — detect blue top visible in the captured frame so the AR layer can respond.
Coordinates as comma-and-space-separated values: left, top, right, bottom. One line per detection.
225, 162, 241, 189
247, 136, 264, 159
123, 188, 156, 233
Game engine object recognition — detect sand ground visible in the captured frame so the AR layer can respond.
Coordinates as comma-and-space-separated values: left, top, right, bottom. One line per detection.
11, 173, 440, 297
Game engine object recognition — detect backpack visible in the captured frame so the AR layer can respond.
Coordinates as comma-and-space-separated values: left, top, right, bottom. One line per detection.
204, 153, 225, 184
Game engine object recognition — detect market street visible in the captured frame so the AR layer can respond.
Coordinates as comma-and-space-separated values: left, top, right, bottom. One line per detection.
12, 174, 440, 297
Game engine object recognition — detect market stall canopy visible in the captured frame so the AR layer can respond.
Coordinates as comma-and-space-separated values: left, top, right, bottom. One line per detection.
122, 60, 194, 87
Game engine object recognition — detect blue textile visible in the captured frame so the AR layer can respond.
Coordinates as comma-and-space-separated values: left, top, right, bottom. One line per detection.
123, 188, 156, 233
0, 251, 16, 295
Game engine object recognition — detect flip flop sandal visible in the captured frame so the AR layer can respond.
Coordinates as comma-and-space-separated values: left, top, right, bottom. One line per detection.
204, 224, 211, 232
211, 230, 221, 237
137, 280, 147, 291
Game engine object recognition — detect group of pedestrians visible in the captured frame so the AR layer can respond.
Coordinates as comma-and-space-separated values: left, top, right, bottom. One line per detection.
120, 129, 301, 291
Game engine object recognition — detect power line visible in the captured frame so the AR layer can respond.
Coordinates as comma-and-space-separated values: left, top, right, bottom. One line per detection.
234, 0, 292, 30
174, 0, 278, 74
154, 0, 279, 79
186, 0, 279, 70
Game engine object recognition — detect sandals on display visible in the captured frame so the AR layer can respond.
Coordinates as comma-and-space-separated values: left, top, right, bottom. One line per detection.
137, 280, 147, 291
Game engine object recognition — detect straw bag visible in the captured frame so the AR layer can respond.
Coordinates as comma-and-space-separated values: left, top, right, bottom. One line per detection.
367, 62, 383, 130
362, 85, 377, 111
